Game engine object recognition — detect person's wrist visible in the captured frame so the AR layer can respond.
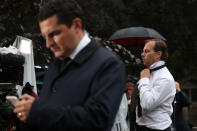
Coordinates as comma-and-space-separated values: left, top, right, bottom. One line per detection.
177, 90, 181, 92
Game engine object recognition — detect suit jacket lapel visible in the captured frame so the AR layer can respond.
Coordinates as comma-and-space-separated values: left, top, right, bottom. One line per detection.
51, 38, 101, 83
72, 38, 101, 64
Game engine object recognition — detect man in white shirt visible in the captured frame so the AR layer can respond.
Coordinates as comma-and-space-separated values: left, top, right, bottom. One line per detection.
136, 39, 176, 131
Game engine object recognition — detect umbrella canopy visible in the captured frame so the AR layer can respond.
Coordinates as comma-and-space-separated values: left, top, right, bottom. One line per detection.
109, 27, 166, 46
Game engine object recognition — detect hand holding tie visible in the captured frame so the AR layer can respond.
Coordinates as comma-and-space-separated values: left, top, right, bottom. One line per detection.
140, 68, 150, 79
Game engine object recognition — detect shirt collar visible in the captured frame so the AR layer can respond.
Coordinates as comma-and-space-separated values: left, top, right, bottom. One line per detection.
69, 31, 91, 60
149, 61, 165, 70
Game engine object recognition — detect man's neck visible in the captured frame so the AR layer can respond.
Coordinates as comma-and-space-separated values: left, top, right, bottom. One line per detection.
69, 31, 90, 60
77, 30, 85, 44
149, 61, 165, 69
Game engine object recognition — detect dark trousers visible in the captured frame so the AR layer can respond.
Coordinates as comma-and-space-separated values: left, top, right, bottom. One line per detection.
136, 124, 171, 131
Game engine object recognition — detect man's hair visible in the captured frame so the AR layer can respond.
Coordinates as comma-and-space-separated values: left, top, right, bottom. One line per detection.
38, 0, 84, 28
127, 75, 139, 84
145, 39, 168, 61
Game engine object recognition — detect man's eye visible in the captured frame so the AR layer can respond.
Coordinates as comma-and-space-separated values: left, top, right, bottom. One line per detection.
49, 31, 61, 38
48, 33, 54, 38
53, 31, 61, 36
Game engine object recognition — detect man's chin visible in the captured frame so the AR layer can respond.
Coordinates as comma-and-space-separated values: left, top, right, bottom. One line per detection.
143, 62, 149, 67
55, 53, 67, 60
54, 53, 62, 59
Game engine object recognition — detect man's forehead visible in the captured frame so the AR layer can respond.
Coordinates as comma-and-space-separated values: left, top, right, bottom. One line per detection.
144, 41, 155, 50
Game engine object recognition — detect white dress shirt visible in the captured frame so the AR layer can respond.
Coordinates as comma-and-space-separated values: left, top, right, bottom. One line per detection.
69, 31, 91, 60
136, 61, 176, 130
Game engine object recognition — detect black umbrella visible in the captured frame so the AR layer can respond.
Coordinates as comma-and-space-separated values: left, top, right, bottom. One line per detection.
109, 27, 166, 46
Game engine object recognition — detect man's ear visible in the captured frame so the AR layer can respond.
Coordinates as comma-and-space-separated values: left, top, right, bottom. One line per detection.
156, 51, 162, 60
72, 18, 82, 30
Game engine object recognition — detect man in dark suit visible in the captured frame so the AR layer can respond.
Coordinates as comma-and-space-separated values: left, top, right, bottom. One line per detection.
172, 82, 192, 131
13, 0, 126, 130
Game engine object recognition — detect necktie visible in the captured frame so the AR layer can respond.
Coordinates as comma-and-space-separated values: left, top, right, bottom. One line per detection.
137, 64, 166, 117
150, 64, 165, 73
137, 94, 142, 117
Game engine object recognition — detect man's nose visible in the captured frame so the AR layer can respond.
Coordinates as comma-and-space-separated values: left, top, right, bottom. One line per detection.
46, 37, 54, 48
141, 52, 144, 57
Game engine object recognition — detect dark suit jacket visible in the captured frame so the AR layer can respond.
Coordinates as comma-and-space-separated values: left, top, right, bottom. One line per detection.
172, 91, 192, 131
26, 39, 126, 131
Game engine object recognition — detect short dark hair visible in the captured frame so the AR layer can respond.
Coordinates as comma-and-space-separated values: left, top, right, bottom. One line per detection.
127, 75, 139, 84
145, 39, 168, 61
38, 0, 84, 28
